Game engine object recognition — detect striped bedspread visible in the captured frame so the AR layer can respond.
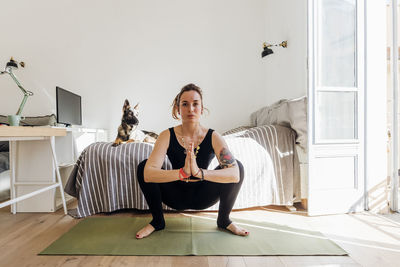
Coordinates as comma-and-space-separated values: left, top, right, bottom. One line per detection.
65, 125, 300, 218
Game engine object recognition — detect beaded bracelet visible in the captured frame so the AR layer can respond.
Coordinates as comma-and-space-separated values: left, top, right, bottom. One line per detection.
179, 168, 204, 182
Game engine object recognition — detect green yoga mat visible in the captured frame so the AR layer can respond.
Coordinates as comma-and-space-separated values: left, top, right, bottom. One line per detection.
39, 217, 347, 256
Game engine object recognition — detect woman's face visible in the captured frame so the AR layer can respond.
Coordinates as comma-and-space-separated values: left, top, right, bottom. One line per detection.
179, 90, 203, 122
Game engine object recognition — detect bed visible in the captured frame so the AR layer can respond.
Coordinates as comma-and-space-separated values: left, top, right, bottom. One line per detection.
65, 124, 301, 218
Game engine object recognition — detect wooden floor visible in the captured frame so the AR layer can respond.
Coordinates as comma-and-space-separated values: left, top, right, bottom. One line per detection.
1, 201, 400, 267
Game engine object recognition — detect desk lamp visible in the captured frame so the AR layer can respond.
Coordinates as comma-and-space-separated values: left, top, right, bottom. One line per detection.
0, 57, 34, 116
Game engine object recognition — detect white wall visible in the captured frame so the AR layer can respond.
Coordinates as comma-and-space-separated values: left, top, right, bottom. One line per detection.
263, 0, 308, 103
0, 0, 307, 138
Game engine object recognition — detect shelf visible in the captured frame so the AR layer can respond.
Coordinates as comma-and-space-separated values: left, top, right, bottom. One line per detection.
11, 127, 108, 213
58, 163, 75, 168
14, 181, 56, 186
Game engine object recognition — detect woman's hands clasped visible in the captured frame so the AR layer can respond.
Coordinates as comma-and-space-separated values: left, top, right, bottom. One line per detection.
182, 142, 202, 182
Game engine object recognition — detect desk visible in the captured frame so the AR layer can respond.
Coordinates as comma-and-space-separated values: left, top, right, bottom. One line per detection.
0, 126, 68, 214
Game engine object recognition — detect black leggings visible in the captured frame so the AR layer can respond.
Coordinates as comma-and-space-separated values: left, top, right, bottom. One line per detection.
137, 159, 244, 231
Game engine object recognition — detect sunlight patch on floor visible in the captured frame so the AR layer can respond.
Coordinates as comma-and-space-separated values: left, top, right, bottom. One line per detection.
182, 210, 400, 254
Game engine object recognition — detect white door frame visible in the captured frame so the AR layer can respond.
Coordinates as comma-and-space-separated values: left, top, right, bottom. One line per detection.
390, 0, 399, 212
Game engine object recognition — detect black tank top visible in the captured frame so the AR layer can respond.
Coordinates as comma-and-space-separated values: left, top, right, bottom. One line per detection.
167, 127, 215, 170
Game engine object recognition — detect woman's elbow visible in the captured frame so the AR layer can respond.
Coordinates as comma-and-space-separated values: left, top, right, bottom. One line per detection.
143, 167, 152, 183
232, 166, 240, 183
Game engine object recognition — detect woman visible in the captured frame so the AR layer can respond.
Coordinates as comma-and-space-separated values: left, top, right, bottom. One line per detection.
136, 83, 249, 239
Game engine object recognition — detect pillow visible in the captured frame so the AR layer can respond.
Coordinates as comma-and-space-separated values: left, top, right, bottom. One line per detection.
250, 99, 288, 127
250, 96, 307, 149
0, 114, 57, 126
287, 96, 307, 149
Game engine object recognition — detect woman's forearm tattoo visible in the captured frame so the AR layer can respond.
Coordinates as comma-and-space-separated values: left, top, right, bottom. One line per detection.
219, 147, 237, 168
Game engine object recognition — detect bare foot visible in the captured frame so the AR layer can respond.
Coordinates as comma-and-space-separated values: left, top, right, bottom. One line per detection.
136, 224, 155, 239
225, 223, 249, 236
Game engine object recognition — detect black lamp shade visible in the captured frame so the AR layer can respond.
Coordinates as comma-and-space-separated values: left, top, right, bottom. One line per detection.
261, 47, 274, 58
6, 59, 18, 69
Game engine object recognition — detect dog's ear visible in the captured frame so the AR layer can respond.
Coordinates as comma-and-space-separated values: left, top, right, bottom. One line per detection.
123, 99, 130, 111
134, 102, 139, 111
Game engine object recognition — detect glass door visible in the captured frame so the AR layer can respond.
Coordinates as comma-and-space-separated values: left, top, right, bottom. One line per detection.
308, 0, 365, 215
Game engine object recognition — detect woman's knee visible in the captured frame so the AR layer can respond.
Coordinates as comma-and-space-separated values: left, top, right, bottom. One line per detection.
137, 159, 148, 184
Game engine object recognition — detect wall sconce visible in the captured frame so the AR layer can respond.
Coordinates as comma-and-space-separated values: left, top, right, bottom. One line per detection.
261, 41, 288, 58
